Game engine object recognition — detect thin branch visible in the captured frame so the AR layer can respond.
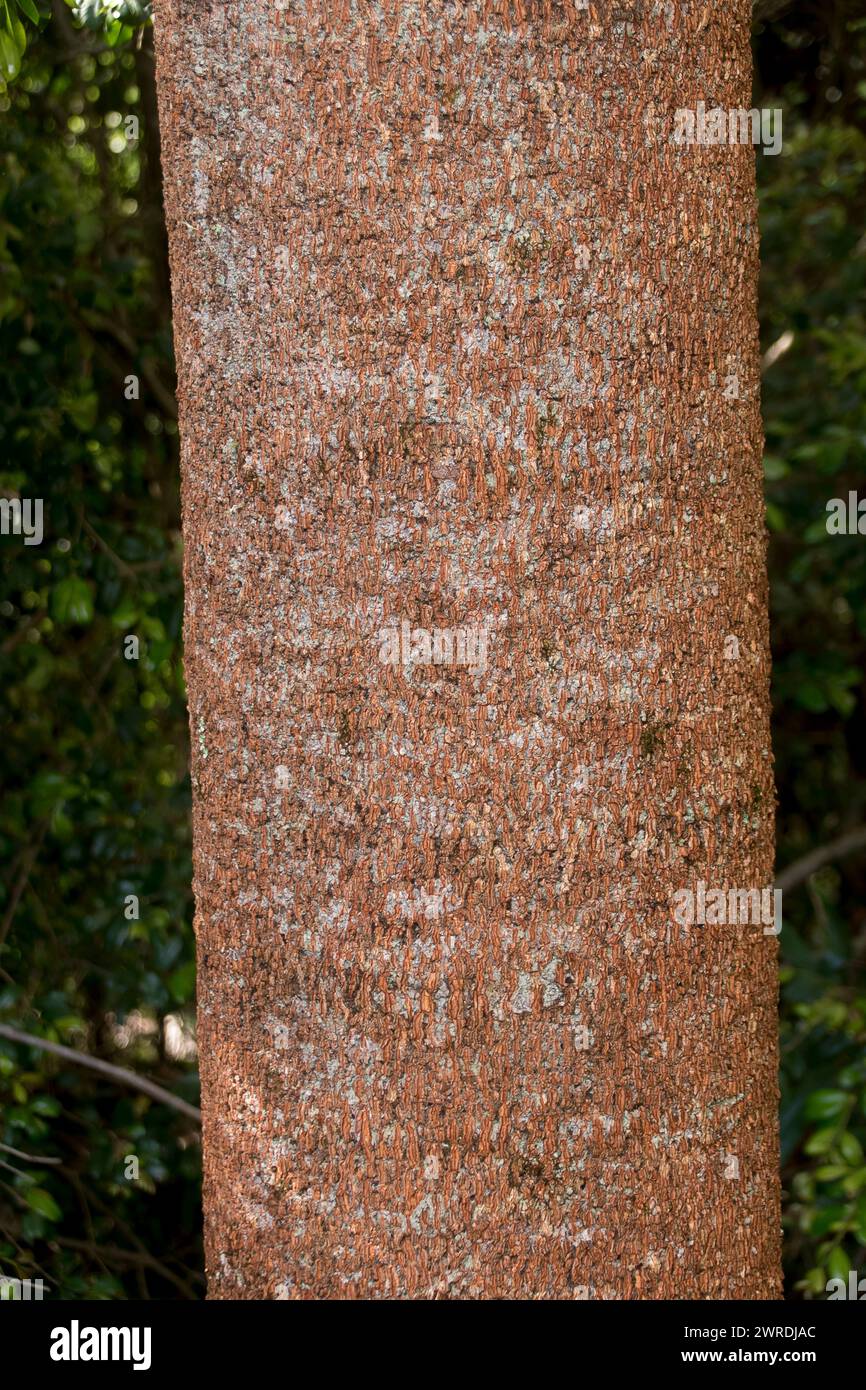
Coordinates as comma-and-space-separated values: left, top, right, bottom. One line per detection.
0, 1158, 31, 1181
50, 0, 85, 52
82, 517, 137, 579
0, 825, 48, 950
76, 308, 178, 419
0, 612, 45, 658
775, 825, 866, 893
753, 0, 797, 21
0, 1141, 62, 1166
53, 1237, 198, 1300
0, 1025, 200, 1123
73, 1175, 205, 1293
762, 328, 794, 374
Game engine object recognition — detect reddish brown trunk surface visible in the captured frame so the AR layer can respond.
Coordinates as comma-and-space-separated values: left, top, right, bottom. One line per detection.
153, 0, 781, 1298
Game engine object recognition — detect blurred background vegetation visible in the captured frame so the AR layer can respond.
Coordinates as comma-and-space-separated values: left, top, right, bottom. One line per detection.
0, 0, 864, 1300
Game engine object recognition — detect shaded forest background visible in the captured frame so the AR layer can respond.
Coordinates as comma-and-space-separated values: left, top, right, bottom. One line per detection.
0, 0, 864, 1299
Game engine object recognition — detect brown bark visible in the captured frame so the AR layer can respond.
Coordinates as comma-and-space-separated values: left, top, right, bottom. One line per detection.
152, 0, 781, 1299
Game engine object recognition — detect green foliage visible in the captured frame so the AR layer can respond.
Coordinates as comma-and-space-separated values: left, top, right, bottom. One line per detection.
0, 2, 36, 86
756, 4, 866, 1297
0, 17, 198, 1298
68, 1, 151, 51
0, 2, 150, 85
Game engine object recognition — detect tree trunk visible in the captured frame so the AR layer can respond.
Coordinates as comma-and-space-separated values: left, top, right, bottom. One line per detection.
152, 0, 781, 1299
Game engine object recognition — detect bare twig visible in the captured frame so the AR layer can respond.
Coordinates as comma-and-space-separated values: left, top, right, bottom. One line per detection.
82, 518, 137, 578
54, 1237, 198, 1300
0, 1159, 30, 1181
776, 825, 866, 893
0, 825, 48, 950
0, 1141, 62, 1166
0, 613, 45, 658
76, 308, 178, 419
0, 1025, 200, 1123
762, 329, 795, 374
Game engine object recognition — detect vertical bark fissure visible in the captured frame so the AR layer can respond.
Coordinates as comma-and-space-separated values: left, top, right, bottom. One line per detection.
153, 0, 780, 1298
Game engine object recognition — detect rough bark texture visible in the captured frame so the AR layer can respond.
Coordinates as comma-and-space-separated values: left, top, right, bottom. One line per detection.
153, 0, 781, 1299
